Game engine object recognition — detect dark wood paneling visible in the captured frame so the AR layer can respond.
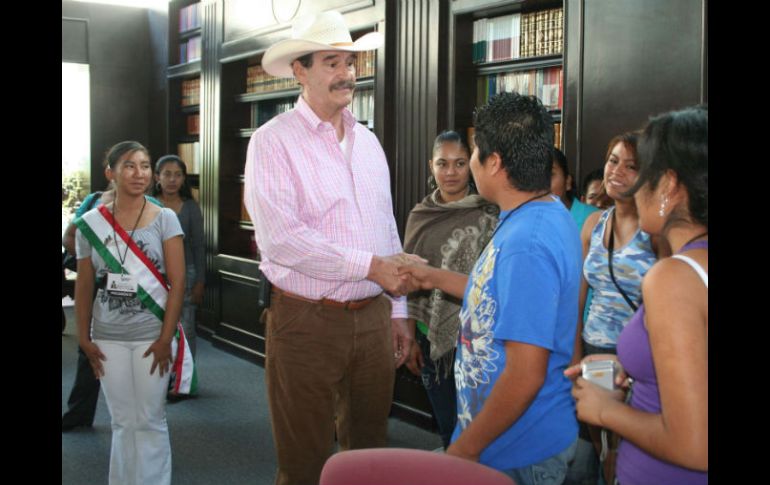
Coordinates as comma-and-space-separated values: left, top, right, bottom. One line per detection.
391, 368, 435, 429
382, 0, 445, 418
62, 18, 88, 64
201, 0, 224, 329
212, 255, 268, 360
387, 0, 443, 238
219, 272, 265, 345
562, 0, 581, 180
148, 9, 170, 169
564, 0, 706, 184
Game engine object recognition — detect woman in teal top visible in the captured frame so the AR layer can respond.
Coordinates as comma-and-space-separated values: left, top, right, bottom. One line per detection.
550, 148, 598, 231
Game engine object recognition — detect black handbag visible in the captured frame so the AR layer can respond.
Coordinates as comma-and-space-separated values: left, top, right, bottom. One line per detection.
62, 192, 103, 272
62, 250, 78, 272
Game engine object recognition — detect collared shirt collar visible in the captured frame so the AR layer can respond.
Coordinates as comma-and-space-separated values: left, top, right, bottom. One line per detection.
295, 95, 357, 133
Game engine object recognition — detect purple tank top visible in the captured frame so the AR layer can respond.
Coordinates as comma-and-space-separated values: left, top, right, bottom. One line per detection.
615, 240, 708, 485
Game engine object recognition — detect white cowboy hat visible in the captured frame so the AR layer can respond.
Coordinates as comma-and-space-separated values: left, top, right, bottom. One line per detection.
262, 10, 383, 78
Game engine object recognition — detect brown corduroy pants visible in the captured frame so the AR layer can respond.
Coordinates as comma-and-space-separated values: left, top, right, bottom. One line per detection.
264, 292, 395, 485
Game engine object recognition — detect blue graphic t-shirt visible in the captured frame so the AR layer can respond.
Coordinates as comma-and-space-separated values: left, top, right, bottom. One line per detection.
453, 198, 581, 470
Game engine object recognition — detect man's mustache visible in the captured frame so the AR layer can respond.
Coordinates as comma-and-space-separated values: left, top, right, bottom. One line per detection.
330, 81, 356, 91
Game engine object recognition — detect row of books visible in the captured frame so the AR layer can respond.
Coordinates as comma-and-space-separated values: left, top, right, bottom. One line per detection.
181, 78, 200, 107
554, 122, 562, 150
353, 50, 375, 78
250, 100, 295, 128
187, 114, 200, 136
177, 142, 201, 175
246, 65, 297, 94
472, 8, 563, 64
180, 36, 202, 64
476, 66, 563, 111
179, 3, 201, 33
350, 88, 374, 126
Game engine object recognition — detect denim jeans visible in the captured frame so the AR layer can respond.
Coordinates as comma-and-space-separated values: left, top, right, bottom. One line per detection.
416, 330, 457, 449
503, 438, 578, 485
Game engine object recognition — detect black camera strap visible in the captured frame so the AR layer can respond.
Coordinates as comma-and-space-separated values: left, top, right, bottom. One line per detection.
607, 210, 639, 312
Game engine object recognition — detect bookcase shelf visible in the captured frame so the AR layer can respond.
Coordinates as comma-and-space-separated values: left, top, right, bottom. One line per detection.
178, 134, 200, 143
168, 61, 201, 79
167, 0, 202, 182
234, 87, 300, 104
179, 27, 202, 41
475, 54, 562, 76
451, 0, 564, 149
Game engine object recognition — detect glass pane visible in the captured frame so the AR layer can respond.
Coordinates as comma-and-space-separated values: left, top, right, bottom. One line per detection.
62, 62, 90, 243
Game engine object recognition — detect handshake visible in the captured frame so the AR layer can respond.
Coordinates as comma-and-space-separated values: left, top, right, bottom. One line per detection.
367, 253, 439, 297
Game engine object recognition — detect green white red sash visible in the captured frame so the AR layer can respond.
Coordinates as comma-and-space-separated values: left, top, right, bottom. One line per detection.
74, 204, 198, 394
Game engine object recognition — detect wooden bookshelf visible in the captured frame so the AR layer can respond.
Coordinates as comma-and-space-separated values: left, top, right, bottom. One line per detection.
450, 0, 564, 149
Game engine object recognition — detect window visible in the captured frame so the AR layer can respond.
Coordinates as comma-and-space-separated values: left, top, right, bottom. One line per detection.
62, 62, 91, 238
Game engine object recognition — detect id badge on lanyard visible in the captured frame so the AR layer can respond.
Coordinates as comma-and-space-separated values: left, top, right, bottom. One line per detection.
106, 272, 138, 298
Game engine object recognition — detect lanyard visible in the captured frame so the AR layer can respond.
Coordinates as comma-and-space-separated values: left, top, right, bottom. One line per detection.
111, 196, 147, 273
488, 191, 551, 243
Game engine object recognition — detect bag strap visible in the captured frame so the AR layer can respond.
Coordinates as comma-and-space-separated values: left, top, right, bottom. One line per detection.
85, 191, 103, 211
607, 210, 639, 312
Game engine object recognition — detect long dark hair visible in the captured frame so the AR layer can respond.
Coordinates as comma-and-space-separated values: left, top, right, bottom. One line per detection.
625, 105, 708, 229
152, 155, 194, 200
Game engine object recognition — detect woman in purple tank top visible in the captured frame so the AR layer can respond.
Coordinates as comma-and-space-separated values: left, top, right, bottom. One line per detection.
565, 105, 708, 485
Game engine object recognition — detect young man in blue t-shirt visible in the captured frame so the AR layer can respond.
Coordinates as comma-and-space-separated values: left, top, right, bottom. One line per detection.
400, 92, 582, 485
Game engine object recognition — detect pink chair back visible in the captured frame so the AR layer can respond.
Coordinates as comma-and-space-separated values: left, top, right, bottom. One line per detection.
319, 448, 516, 485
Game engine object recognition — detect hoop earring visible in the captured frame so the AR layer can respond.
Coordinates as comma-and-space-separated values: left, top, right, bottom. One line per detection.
428, 174, 437, 192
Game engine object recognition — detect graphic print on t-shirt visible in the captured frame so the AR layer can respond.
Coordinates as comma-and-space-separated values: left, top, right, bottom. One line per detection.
97, 238, 160, 315
456, 241, 500, 429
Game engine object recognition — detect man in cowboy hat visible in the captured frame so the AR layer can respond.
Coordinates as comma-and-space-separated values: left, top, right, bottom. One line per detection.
243, 10, 420, 485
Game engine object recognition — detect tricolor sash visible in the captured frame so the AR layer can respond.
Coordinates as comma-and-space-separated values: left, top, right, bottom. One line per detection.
74, 204, 198, 394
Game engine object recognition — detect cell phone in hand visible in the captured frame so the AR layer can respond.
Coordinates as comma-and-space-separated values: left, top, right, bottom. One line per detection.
581, 360, 617, 391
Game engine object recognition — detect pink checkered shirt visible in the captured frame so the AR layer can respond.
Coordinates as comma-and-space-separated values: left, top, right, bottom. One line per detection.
243, 95, 407, 318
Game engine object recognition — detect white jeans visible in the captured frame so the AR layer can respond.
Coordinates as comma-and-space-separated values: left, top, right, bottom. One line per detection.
95, 339, 171, 485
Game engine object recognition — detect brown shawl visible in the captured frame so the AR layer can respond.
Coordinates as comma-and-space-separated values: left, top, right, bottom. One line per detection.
403, 189, 499, 376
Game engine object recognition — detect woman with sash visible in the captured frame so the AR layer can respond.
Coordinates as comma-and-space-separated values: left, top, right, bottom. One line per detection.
62, 182, 162, 431
567, 106, 708, 484
73, 141, 185, 485
403, 131, 499, 449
